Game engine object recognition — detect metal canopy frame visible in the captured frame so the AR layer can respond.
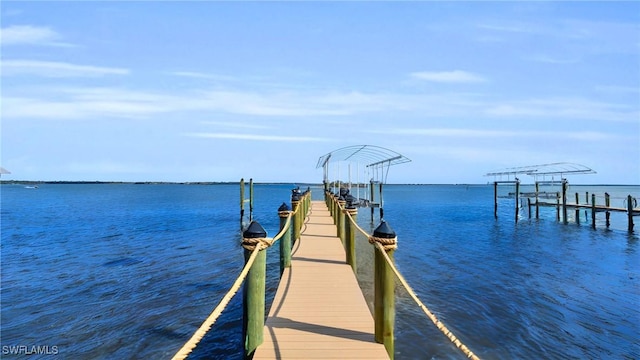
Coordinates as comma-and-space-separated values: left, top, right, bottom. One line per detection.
485, 162, 596, 181
316, 145, 411, 184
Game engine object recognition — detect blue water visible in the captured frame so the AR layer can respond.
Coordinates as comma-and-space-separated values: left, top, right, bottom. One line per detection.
1, 183, 638, 359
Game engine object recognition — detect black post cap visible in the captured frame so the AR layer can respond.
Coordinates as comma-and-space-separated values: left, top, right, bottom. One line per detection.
373, 220, 396, 238
243, 221, 267, 238
291, 192, 300, 201
278, 202, 290, 212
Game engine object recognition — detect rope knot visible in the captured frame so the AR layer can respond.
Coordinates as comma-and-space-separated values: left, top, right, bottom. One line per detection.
278, 210, 291, 218
368, 235, 398, 251
241, 237, 272, 251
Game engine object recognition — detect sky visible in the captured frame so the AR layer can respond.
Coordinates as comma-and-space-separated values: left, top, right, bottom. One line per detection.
1, 1, 639, 184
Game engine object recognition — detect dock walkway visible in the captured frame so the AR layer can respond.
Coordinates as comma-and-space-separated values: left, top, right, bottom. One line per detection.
253, 200, 389, 359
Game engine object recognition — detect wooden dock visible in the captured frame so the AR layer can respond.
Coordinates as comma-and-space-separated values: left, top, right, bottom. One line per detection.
253, 200, 389, 359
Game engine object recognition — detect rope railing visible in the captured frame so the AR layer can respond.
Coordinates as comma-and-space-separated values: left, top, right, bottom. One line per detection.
171, 245, 262, 360
172, 189, 312, 360
342, 201, 481, 360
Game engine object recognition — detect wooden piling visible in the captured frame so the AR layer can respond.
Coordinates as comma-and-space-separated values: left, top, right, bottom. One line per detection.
535, 181, 539, 219
556, 192, 560, 221
494, 181, 498, 219
605, 193, 611, 228
249, 178, 254, 222
515, 179, 520, 223
374, 247, 395, 359
628, 195, 635, 232
591, 193, 597, 229
344, 207, 358, 272
370, 180, 376, 223
240, 178, 245, 229
242, 222, 267, 358
575, 192, 580, 224
379, 182, 384, 219
337, 198, 346, 240
372, 221, 396, 359
291, 199, 300, 243
278, 204, 292, 275
562, 179, 568, 224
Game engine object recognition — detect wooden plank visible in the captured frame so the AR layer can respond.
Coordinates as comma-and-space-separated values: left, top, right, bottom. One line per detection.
253, 201, 389, 359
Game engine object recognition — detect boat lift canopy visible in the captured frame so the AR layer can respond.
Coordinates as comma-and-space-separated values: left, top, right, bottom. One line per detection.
485, 162, 596, 182
316, 145, 411, 184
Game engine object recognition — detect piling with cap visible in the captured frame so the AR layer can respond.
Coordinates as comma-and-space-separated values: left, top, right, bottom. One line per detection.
370, 220, 396, 359
337, 196, 346, 241
278, 203, 292, 275
241, 221, 268, 357
291, 189, 301, 243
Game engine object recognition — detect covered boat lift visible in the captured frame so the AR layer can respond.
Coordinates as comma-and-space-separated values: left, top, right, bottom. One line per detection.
316, 145, 410, 220
485, 162, 597, 222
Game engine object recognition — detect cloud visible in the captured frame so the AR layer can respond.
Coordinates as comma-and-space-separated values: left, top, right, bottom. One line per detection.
1, 60, 130, 77
411, 70, 487, 83
200, 121, 269, 129
0, 25, 72, 46
484, 97, 638, 123
182, 132, 334, 142
525, 54, 580, 64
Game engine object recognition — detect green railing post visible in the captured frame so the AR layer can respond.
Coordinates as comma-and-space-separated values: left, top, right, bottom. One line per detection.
605, 192, 611, 228
240, 178, 245, 229
278, 203, 292, 275
372, 220, 396, 359
535, 181, 539, 219
345, 206, 358, 271
291, 189, 301, 243
370, 180, 375, 223
627, 195, 635, 232
249, 178, 254, 222
515, 178, 520, 223
575, 192, 580, 224
241, 221, 267, 358
562, 178, 568, 224
337, 198, 346, 240
332, 193, 339, 224
591, 193, 597, 229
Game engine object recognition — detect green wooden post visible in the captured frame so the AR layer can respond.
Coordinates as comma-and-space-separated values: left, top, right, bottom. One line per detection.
332, 193, 339, 224
337, 198, 346, 240
556, 192, 560, 221
240, 178, 245, 229
575, 192, 580, 224
605, 192, 611, 228
291, 189, 301, 244
627, 195, 634, 232
278, 203, 292, 275
494, 181, 498, 219
535, 181, 539, 219
345, 206, 358, 271
561, 179, 568, 224
249, 178, 254, 222
379, 182, 384, 219
242, 221, 267, 358
370, 180, 375, 223
515, 179, 520, 223
591, 193, 597, 229
372, 220, 396, 359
